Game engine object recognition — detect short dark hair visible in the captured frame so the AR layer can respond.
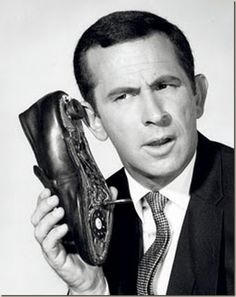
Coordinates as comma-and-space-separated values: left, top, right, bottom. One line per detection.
73, 10, 195, 109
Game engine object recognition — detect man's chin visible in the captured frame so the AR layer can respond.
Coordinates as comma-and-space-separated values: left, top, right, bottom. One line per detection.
148, 156, 187, 176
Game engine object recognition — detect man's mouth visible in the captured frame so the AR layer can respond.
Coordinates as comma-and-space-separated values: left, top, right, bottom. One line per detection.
142, 135, 176, 156
145, 136, 175, 147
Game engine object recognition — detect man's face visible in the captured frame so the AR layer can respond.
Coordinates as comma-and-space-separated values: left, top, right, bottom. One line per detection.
85, 33, 205, 189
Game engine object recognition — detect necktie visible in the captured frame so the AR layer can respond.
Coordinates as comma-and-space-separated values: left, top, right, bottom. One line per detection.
137, 192, 170, 295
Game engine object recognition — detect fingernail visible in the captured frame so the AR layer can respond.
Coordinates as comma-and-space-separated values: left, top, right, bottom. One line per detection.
48, 196, 58, 205
53, 207, 63, 216
60, 224, 68, 232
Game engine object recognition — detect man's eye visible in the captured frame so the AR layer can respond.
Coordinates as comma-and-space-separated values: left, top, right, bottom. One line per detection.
158, 83, 168, 90
154, 83, 177, 91
115, 93, 128, 101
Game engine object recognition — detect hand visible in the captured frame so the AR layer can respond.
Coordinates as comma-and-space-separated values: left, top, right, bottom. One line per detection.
31, 187, 117, 294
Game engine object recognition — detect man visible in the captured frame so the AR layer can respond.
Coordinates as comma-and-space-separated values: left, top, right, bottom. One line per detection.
31, 11, 234, 295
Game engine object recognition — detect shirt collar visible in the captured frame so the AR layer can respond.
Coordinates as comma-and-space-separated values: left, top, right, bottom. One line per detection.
125, 152, 196, 218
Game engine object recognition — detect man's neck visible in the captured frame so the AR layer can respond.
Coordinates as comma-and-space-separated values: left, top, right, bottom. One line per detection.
124, 152, 197, 192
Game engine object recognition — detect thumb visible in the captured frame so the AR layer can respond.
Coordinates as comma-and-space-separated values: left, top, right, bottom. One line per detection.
109, 186, 118, 202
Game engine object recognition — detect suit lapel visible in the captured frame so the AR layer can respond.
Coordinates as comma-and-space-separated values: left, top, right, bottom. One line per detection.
167, 133, 224, 294
167, 194, 223, 294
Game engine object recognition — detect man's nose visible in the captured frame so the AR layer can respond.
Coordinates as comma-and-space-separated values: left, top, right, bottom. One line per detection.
141, 92, 172, 127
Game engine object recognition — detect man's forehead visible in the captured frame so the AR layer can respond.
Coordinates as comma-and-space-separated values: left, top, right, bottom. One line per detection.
86, 33, 174, 60
95, 62, 180, 86
85, 33, 180, 82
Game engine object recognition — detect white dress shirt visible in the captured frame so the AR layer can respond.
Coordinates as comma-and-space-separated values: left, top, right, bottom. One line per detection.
125, 152, 196, 295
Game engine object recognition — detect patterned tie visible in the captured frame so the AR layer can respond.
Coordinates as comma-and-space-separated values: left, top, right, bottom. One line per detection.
137, 192, 170, 295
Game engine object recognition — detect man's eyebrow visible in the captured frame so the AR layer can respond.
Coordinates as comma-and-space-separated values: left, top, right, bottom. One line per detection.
107, 86, 140, 98
106, 76, 181, 98
149, 75, 182, 89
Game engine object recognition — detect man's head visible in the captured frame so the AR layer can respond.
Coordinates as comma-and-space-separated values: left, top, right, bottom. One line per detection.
73, 10, 196, 111
73, 11, 208, 189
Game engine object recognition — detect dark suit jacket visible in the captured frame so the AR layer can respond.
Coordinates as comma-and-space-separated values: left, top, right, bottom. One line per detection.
103, 133, 234, 295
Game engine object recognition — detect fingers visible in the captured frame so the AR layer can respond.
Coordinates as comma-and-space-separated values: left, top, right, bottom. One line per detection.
37, 188, 51, 206
31, 189, 59, 227
30, 189, 70, 267
34, 207, 65, 244
42, 223, 68, 255
31, 188, 67, 249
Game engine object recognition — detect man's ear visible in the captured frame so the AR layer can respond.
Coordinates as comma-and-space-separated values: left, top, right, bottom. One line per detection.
80, 101, 108, 141
194, 74, 208, 119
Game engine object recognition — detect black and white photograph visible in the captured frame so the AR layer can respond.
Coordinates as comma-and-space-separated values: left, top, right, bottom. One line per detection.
0, 0, 234, 295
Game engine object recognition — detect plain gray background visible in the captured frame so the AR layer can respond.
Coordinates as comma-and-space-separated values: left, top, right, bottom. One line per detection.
0, 0, 234, 294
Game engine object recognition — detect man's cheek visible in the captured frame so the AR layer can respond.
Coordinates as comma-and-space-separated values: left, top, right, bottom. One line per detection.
180, 107, 194, 126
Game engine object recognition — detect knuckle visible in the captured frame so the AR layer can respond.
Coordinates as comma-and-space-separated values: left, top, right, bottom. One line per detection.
34, 222, 45, 242
38, 199, 49, 214
51, 226, 60, 238
37, 188, 50, 204
38, 191, 44, 202
41, 188, 51, 198
30, 214, 36, 226
49, 225, 65, 245
34, 227, 40, 240
42, 239, 49, 252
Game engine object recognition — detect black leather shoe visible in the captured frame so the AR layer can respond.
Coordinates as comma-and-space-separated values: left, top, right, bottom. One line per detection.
19, 90, 114, 266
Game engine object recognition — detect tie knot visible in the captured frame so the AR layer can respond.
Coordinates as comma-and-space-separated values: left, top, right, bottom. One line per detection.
145, 191, 168, 213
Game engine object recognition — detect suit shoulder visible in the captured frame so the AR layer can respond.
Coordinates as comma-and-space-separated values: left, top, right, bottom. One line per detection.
212, 140, 234, 153
106, 167, 126, 187
106, 167, 131, 199
198, 133, 233, 157
211, 140, 234, 168
211, 140, 234, 199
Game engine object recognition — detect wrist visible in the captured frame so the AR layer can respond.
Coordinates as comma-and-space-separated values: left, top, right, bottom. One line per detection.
68, 269, 108, 295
